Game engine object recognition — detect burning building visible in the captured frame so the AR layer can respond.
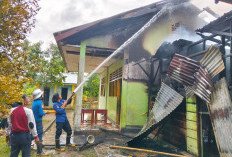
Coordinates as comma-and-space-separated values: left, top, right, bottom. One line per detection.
54, 0, 232, 156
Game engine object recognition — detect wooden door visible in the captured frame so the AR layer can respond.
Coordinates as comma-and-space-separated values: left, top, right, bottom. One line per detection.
116, 79, 122, 125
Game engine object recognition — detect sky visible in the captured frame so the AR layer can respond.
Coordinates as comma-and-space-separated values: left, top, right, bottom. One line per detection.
27, 0, 232, 50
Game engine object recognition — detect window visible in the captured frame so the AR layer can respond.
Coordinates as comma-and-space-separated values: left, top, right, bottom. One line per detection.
100, 77, 106, 96
171, 22, 182, 34
109, 68, 122, 97
61, 88, 68, 100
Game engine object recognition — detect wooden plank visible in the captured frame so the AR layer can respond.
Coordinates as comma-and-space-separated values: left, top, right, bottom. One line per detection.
171, 112, 186, 121
169, 118, 186, 129
186, 104, 197, 112
186, 96, 196, 104
163, 134, 186, 147
187, 138, 199, 156
109, 145, 188, 157
164, 124, 186, 136
186, 120, 197, 131
186, 129, 198, 140
186, 112, 197, 122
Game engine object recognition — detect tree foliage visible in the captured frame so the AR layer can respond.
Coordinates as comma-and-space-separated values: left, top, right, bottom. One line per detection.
83, 74, 100, 97
0, 0, 40, 108
25, 41, 66, 88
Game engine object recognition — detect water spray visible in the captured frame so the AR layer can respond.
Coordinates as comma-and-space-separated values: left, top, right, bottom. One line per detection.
70, 1, 188, 95
70, 9, 167, 95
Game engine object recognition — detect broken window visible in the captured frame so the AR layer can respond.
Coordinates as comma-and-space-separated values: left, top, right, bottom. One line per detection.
171, 22, 182, 34
109, 67, 122, 97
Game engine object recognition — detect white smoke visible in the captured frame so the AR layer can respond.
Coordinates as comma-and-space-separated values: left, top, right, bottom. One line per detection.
164, 26, 201, 43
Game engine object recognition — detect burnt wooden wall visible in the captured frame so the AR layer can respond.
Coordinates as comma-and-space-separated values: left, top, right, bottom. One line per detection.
152, 101, 187, 149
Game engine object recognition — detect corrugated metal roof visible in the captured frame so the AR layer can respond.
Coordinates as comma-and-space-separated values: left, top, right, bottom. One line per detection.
196, 10, 232, 33
208, 77, 232, 156
184, 86, 195, 98
200, 46, 225, 78
168, 53, 212, 102
128, 82, 184, 145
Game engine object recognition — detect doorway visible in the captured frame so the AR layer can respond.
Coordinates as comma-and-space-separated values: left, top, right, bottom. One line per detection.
116, 79, 122, 125
198, 98, 219, 157
61, 87, 68, 100
109, 67, 122, 125
43, 87, 50, 106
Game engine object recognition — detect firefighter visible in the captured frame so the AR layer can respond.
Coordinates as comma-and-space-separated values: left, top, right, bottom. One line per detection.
52, 93, 75, 151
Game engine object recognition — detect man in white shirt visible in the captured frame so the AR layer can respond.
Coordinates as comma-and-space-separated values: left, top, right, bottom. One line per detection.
6, 95, 39, 157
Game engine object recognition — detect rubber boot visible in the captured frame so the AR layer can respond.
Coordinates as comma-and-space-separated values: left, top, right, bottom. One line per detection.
36, 142, 48, 156
55, 139, 65, 151
66, 136, 75, 147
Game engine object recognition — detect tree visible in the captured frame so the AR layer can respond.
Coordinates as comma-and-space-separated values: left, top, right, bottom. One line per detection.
0, 0, 40, 109
83, 74, 100, 97
25, 41, 66, 88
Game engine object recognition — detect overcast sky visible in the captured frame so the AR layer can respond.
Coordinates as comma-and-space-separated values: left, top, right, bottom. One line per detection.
27, 0, 231, 49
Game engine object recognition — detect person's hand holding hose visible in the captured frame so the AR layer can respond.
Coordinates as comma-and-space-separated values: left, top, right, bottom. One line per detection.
61, 92, 75, 109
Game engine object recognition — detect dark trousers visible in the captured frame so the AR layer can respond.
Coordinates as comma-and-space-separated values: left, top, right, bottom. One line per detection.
55, 120, 72, 139
36, 121, 43, 142
10, 132, 31, 157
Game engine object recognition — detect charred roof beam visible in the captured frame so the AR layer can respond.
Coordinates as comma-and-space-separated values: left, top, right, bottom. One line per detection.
196, 33, 231, 47
212, 31, 232, 37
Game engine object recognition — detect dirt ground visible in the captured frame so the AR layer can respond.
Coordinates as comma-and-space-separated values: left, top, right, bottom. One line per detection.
41, 111, 184, 157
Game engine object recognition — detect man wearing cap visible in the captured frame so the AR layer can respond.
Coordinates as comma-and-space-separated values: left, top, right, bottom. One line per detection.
6, 94, 40, 157
32, 89, 48, 156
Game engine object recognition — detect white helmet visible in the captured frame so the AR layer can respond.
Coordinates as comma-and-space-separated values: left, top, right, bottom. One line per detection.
33, 89, 44, 100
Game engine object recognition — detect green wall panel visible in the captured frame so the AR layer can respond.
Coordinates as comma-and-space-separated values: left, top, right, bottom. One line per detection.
186, 112, 197, 122
98, 96, 106, 109
107, 97, 117, 122
186, 104, 197, 112
186, 95, 199, 156
125, 82, 148, 126
186, 120, 197, 131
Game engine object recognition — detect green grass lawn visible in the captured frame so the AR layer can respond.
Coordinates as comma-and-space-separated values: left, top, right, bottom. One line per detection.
0, 135, 11, 157
0, 134, 38, 157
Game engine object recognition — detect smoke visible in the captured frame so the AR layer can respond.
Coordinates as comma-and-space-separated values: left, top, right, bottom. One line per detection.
164, 25, 201, 44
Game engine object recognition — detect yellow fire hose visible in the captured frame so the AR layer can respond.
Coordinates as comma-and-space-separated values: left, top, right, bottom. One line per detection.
44, 110, 56, 113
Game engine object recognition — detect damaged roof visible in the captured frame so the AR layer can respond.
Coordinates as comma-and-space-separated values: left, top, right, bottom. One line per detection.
54, 0, 190, 45
215, 0, 232, 4
196, 10, 232, 33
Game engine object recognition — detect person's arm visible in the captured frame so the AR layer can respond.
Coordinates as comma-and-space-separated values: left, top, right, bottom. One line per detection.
53, 103, 65, 113
67, 98, 72, 105
25, 108, 40, 143
25, 109, 38, 137
61, 93, 75, 108
5, 115, 11, 136
38, 102, 46, 117
5, 113, 12, 143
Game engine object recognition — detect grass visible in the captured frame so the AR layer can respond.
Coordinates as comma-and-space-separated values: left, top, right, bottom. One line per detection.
0, 135, 11, 157
0, 135, 38, 157
0, 134, 55, 157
